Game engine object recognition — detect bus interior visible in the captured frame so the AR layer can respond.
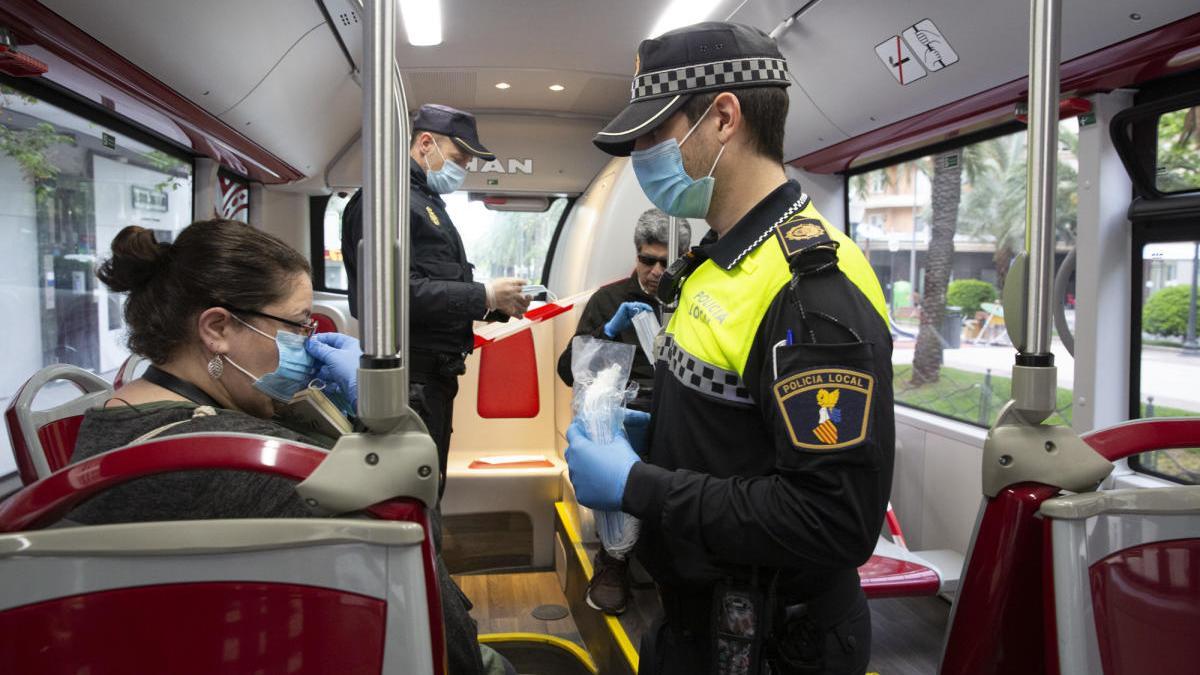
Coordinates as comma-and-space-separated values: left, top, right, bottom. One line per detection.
1, 1, 1199, 674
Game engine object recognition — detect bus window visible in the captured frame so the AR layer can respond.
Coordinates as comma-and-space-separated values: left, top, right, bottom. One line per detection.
318, 192, 353, 292
443, 194, 569, 284
1155, 105, 1200, 194
1133, 238, 1200, 484
0, 84, 193, 476
847, 119, 1079, 428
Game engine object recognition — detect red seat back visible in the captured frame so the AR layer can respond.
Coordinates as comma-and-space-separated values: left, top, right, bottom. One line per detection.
0, 433, 446, 675
0, 582, 387, 674
477, 329, 540, 418
5, 364, 112, 484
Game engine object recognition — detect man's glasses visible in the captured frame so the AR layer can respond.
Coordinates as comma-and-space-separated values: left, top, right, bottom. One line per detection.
637, 254, 669, 269
221, 304, 318, 337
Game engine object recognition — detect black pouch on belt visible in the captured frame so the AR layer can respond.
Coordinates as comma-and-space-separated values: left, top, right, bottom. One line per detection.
711, 581, 770, 675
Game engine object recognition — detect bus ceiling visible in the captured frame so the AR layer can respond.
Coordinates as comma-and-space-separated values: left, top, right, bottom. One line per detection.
3, 1, 1199, 186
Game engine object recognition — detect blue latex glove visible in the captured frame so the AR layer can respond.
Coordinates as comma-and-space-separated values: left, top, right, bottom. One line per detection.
604, 301, 654, 338
623, 409, 651, 456
306, 332, 362, 410
564, 421, 640, 512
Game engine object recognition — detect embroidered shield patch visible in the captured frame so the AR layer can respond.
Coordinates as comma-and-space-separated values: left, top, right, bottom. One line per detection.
773, 367, 874, 450
774, 215, 833, 258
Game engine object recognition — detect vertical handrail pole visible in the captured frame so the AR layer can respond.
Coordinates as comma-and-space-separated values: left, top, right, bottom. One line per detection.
357, 0, 409, 430
1022, 0, 1061, 358
394, 63, 411, 386
667, 215, 680, 266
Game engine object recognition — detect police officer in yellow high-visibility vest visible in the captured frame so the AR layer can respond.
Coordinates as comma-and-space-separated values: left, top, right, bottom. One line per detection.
564, 22, 894, 675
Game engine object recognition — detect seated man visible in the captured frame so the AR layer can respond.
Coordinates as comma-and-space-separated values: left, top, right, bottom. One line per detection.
555, 207, 690, 614
71, 219, 510, 675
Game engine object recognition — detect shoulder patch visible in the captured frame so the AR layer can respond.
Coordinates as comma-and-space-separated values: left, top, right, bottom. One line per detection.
774, 214, 834, 258
426, 206, 441, 226
773, 367, 874, 450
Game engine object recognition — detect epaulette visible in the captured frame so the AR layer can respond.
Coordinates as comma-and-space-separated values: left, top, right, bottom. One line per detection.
774, 213, 839, 276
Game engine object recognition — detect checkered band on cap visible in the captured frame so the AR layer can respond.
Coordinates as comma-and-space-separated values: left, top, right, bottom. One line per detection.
663, 336, 754, 406
631, 57, 789, 101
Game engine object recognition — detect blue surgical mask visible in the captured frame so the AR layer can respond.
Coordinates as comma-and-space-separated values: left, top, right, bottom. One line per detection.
224, 317, 317, 402
424, 141, 468, 194
631, 102, 726, 219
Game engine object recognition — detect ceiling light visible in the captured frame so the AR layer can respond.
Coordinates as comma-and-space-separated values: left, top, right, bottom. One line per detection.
400, 0, 442, 46
548, 84, 565, 92
648, 0, 721, 38
495, 82, 511, 90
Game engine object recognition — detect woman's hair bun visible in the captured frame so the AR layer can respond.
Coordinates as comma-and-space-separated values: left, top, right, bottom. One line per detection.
97, 225, 170, 293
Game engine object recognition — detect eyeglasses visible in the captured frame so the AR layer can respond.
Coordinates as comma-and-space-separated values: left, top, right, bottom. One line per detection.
220, 304, 318, 337
637, 254, 669, 269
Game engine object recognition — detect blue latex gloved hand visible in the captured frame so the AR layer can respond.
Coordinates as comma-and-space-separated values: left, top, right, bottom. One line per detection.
623, 409, 651, 456
305, 332, 362, 410
604, 301, 654, 338
564, 421, 640, 512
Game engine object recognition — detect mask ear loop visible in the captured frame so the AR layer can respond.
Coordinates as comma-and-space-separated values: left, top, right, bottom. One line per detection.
707, 144, 726, 177
432, 137, 451, 172
230, 313, 277, 342
679, 100, 717, 147
679, 100, 726, 176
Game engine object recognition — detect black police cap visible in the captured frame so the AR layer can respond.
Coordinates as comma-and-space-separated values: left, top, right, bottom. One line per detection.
412, 103, 496, 161
594, 22, 790, 157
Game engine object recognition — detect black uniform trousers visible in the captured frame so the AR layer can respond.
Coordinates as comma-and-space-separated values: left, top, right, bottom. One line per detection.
409, 367, 459, 499
639, 579, 871, 675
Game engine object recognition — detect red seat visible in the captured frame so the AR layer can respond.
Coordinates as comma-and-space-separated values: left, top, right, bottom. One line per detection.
5, 364, 112, 485
112, 354, 147, 389
859, 551, 943, 599
940, 418, 1200, 675
0, 433, 446, 675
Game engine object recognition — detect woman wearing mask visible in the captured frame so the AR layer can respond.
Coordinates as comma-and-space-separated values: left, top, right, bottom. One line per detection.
69, 219, 508, 675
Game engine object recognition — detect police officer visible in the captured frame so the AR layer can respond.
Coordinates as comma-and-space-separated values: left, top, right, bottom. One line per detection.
342, 103, 531, 495
564, 23, 894, 675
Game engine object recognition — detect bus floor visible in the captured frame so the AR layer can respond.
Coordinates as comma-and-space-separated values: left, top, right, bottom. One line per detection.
457, 567, 951, 675
454, 570, 585, 647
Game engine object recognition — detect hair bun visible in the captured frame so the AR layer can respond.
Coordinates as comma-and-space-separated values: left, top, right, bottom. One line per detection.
97, 226, 170, 292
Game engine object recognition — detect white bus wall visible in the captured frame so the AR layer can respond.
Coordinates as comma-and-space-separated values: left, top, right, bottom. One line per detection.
258, 188, 311, 259
787, 166, 846, 232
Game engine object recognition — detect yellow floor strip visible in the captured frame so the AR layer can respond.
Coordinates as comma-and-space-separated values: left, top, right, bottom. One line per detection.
556, 501, 641, 670
478, 632, 598, 674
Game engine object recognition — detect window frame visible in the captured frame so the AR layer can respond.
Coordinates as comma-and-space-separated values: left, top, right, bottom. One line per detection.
309, 194, 344, 294
1116, 71, 1200, 485
309, 192, 577, 293
0, 75, 197, 483
840, 120, 1054, 429
0, 73, 195, 173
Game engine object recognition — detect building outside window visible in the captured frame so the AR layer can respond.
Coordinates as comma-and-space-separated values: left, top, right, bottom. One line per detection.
0, 86, 193, 476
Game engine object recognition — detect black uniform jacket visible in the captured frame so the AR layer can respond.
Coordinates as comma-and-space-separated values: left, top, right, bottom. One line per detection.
620, 180, 895, 599
342, 160, 504, 355
556, 272, 658, 411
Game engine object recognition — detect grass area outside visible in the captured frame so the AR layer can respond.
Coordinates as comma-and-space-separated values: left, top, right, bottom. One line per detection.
893, 364, 1200, 483
893, 364, 1075, 427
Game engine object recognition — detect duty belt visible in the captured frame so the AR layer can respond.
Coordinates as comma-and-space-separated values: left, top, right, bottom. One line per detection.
409, 349, 467, 378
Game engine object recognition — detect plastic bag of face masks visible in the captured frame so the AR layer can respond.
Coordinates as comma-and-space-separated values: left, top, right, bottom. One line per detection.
570, 336, 642, 558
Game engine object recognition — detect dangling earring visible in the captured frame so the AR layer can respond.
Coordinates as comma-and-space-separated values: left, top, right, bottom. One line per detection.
207, 354, 224, 379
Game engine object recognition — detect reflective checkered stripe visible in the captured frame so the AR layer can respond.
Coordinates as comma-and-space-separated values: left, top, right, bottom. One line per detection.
662, 336, 754, 406
632, 58, 789, 101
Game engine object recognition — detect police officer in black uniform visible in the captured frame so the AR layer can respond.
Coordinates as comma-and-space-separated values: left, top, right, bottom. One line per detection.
342, 104, 531, 495
564, 23, 895, 675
